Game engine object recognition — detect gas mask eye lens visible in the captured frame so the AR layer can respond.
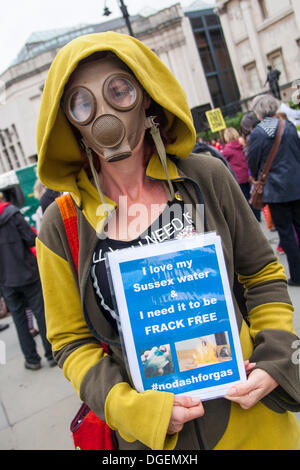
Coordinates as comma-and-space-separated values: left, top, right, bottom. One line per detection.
104, 75, 138, 110
65, 87, 95, 125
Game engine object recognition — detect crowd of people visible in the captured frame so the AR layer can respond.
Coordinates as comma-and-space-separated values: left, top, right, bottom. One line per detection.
197, 98, 300, 281
0, 31, 300, 451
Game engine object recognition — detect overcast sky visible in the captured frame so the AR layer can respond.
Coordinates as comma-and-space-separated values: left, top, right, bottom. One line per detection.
0, 0, 215, 74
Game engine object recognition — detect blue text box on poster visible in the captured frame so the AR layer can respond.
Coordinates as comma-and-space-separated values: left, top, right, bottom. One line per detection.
109, 235, 246, 399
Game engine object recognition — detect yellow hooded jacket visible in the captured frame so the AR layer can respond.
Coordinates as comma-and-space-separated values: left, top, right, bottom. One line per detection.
36, 32, 300, 450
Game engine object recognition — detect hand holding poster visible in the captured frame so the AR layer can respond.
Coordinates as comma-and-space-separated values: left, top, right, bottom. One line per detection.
107, 233, 246, 400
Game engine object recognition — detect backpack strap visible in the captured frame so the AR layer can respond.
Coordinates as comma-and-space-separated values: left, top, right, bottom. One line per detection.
56, 193, 110, 355
56, 193, 79, 274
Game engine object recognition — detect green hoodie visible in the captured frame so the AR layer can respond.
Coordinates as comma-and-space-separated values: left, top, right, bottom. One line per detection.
36, 32, 300, 450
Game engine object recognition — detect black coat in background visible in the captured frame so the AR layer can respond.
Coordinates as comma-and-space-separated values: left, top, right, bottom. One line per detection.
247, 118, 300, 203
40, 189, 61, 214
0, 204, 39, 287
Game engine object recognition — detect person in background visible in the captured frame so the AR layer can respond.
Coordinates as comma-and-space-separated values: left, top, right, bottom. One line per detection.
192, 138, 236, 179
25, 307, 39, 337
0, 287, 10, 332
276, 112, 288, 121
34, 180, 61, 233
239, 111, 260, 149
222, 128, 261, 223
0, 192, 39, 335
33, 179, 47, 233
222, 127, 251, 202
248, 94, 300, 286
211, 138, 222, 151
239, 112, 262, 222
265, 65, 281, 100
40, 187, 61, 214
0, 197, 56, 369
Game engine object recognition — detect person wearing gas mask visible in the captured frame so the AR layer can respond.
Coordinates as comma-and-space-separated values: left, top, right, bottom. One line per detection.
36, 32, 300, 450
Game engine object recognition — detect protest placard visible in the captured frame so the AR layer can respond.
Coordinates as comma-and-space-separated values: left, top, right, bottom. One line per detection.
107, 233, 246, 400
205, 108, 226, 133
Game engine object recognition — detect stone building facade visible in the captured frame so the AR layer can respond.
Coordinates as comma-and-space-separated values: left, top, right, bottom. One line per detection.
215, 0, 300, 106
0, 4, 212, 173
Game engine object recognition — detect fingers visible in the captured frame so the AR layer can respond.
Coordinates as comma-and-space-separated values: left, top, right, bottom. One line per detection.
225, 392, 260, 410
226, 369, 261, 401
244, 360, 256, 375
173, 395, 201, 408
226, 380, 255, 398
168, 405, 205, 434
173, 396, 205, 425
167, 395, 205, 435
225, 375, 261, 410
225, 369, 278, 410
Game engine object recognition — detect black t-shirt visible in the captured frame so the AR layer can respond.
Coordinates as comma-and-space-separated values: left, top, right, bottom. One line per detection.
91, 197, 195, 330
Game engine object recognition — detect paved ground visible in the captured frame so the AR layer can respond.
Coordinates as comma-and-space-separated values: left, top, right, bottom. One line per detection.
0, 217, 299, 450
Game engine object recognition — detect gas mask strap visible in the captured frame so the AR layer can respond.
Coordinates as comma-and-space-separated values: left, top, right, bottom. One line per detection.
83, 141, 112, 217
146, 116, 175, 201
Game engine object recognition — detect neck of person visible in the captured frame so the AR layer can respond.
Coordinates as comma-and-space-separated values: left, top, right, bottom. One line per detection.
95, 134, 169, 241
97, 134, 166, 205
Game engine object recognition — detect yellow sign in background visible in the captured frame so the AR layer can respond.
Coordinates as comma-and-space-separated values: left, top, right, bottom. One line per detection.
205, 108, 226, 133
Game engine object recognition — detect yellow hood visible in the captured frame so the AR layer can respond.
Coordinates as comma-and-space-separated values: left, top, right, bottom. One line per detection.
36, 31, 196, 196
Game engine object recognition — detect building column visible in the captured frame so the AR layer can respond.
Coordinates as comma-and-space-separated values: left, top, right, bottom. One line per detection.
181, 16, 213, 108
240, 0, 267, 87
216, 3, 248, 99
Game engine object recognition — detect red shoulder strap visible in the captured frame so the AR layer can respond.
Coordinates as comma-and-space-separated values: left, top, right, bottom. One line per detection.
56, 193, 110, 355
56, 193, 79, 274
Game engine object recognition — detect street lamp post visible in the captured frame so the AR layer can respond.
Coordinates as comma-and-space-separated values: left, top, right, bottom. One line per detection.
103, 0, 134, 37
118, 0, 134, 37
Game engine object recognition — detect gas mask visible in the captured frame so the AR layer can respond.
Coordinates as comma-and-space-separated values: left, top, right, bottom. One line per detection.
62, 55, 174, 207
62, 57, 149, 162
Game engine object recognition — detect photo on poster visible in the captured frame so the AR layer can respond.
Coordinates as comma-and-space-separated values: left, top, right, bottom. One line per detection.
107, 232, 247, 400
141, 344, 174, 378
175, 332, 232, 372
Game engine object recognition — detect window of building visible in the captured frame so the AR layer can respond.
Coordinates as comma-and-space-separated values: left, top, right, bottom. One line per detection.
3, 149, 13, 170
4, 129, 12, 144
190, 16, 203, 30
194, 32, 216, 74
220, 70, 240, 103
268, 49, 287, 84
188, 10, 240, 115
17, 142, 25, 159
9, 146, 20, 168
11, 124, 19, 139
207, 75, 225, 108
0, 124, 25, 170
244, 63, 261, 94
210, 29, 232, 71
205, 15, 219, 27
258, 0, 268, 20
